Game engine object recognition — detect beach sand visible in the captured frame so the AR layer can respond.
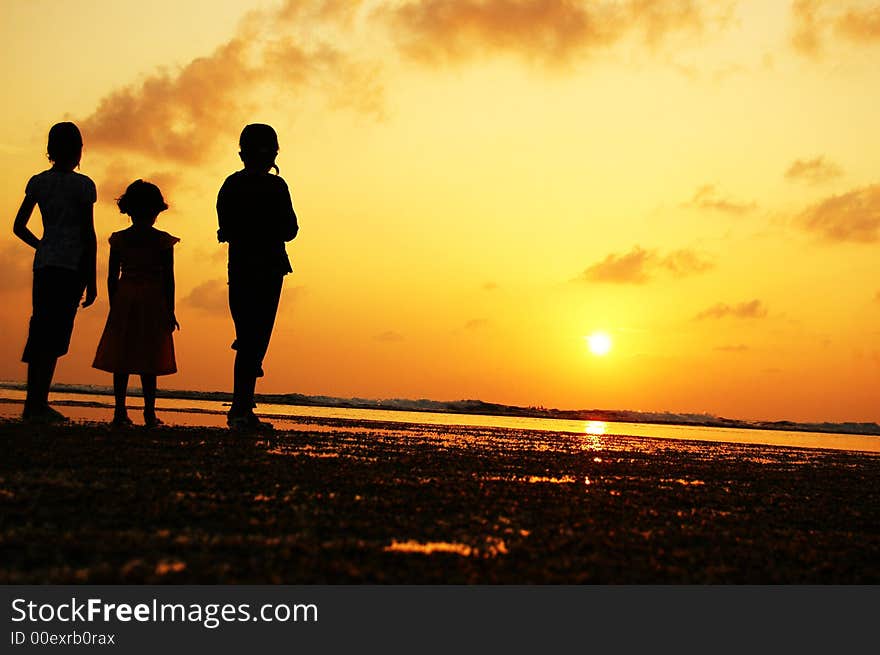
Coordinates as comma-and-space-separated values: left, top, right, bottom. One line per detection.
1, 413, 878, 583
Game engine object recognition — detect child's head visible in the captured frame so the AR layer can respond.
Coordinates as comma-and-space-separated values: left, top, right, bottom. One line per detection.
239, 123, 279, 174
47, 122, 83, 170
117, 180, 168, 225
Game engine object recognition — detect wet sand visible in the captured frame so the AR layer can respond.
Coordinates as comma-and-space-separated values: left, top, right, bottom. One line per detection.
1, 414, 878, 583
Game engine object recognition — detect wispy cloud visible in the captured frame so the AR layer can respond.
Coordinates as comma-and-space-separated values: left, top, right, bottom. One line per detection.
798, 184, 880, 243
835, 6, 880, 42
482, 282, 499, 291
791, 0, 824, 56
784, 156, 843, 185
277, 0, 366, 25
792, 1, 880, 56
99, 160, 181, 206
182, 279, 228, 316
80, 1, 384, 163
579, 247, 654, 284
378, 0, 716, 68
464, 318, 491, 330
683, 184, 755, 215
660, 248, 715, 277
81, 39, 259, 164
578, 245, 713, 284
695, 299, 767, 320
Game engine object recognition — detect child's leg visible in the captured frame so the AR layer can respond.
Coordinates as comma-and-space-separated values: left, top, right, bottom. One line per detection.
140, 375, 157, 422
113, 373, 129, 420
24, 356, 57, 414
22, 267, 80, 418
232, 354, 258, 416
229, 275, 282, 417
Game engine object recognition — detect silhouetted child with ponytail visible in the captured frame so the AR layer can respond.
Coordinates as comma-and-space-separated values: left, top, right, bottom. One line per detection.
217, 124, 298, 430
13, 122, 97, 422
93, 180, 179, 427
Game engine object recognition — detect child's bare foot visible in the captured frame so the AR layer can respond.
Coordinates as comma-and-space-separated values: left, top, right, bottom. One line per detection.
111, 413, 133, 428
144, 413, 164, 428
227, 412, 274, 432
23, 405, 68, 424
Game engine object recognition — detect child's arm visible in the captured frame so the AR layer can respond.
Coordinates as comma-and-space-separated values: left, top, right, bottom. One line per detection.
12, 195, 40, 249
107, 245, 121, 306
162, 248, 179, 331
81, 204, 97, 308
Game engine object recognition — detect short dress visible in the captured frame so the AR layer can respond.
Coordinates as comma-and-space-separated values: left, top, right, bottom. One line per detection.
93, 228, 179, 376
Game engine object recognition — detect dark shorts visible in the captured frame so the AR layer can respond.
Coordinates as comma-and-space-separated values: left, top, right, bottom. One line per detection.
22, 266, 85, 363
228, 273, 283, 376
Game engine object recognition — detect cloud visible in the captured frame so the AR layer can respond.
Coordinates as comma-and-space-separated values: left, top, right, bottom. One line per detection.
683, 184, 755, 215
191, 245, 228, 265
874, 290, 880, 303
695, 300, 767, 320
836, 6, 880, 42
659, 248, 714, 276
81, 38, 259, 164
784, 156, 843, 185
99, 160, 181, 207
182, 279, 228, 316
579, 246, 655, 284
264, 40, 386, 120
80, 2, 384, 163
578, 245, 713, 284
277, 0, 366, 26
482, 282, 499, 291
464, 318, 490, 330
378, 0, 713, 68
791, 0, 824, 56
374, 330, 404, 342
792, 1, 880, 56
798, 184, 880, 243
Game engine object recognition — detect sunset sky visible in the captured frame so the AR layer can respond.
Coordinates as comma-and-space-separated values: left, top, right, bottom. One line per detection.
2, 0, 879, 422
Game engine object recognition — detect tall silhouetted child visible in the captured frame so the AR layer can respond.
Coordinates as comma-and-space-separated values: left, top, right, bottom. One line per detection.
93, 180, 179, 428
13, 122, 97, 422
217, 124, 298, 430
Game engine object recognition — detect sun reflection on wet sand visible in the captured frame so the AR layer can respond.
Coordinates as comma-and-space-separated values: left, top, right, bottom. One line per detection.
384, 538, 508, 558
585, 421, 607, 436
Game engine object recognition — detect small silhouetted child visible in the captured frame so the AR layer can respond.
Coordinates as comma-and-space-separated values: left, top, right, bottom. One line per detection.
93, 180, 179, 428
13, 122, 98, 422
217, 124, 298, 430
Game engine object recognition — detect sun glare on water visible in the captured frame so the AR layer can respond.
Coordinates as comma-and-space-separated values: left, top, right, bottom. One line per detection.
586, 332, 612, 356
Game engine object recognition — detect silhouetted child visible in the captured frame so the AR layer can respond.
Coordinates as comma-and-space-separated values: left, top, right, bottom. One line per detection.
13, 122, 97, 422
217, 124, 298, 430
93, 180, 179, 427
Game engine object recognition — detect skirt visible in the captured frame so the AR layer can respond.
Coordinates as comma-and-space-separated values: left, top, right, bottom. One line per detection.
93, 278, 176, 375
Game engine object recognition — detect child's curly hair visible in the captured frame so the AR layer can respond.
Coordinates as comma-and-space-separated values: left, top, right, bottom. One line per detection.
117, 180, 169, 217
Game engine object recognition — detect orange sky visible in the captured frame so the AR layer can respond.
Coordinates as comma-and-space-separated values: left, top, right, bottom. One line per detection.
1, 0, 879, 422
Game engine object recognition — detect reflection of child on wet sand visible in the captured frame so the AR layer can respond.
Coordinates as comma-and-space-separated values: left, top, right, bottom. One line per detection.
217, 124, 298, 431
93, 180, 179, 428
12, 122, 97, 423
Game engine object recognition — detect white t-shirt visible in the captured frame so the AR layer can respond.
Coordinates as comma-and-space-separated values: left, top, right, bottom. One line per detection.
25, 169, 97, 271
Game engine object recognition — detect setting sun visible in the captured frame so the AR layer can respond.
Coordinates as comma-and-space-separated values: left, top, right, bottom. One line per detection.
586, 332, 612, 356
